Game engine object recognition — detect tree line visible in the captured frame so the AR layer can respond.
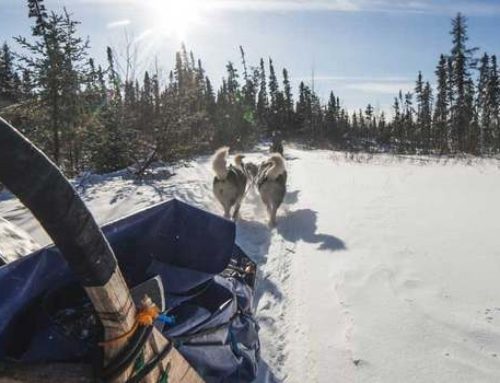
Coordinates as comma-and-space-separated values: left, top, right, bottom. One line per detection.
391, 13, 500, 155
1, 1, 499, 176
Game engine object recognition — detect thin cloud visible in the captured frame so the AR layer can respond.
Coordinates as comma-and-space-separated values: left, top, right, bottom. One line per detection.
133, 29, 153, 44
353, 0, 500, 15
208, 0, 360, 12
82, 0, 359, 12
344, 81, 414, 94
292, 75, 413, 82
83, 0, 500, 15
107, 19, 131, 29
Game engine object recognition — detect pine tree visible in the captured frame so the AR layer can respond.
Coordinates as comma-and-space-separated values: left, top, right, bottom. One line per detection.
90, 45, 131, 172
365, 103, 374, 141
351, 111, 358, 143
0, 42, 19, 105
414, 71, 424, 148
446, 56, 455, 136
239, 46, 256, 124
27, 0, 49, 36
434, 54, 449, 153
421, 82, 433, 152
282, 68, 294, 131
378, 111, 388, 144
391, 97, 400, 147
268, 58, 279, 131
449, 13, 478, 152
256, 58, 268, 129
226, 61, 239, 102
488, 55, 500, 151
141, 71, 154, 129
403, 92, 415, 151
205, 76, 216, 117
20, 68, 33, 100
16, 5, 90, 170
477, 53, 491, 153
326, 91, 339, 141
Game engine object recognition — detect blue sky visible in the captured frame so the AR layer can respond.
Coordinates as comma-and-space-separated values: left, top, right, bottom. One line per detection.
2, 0, 500, 116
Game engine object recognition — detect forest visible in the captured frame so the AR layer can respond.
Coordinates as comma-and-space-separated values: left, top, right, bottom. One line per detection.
1, 0, 499, 176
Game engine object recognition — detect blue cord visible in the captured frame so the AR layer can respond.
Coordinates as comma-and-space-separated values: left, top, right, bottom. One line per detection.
156, 314, 176, 326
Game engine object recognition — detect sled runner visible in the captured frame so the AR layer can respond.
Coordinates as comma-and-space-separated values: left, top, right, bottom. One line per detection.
0, 118, 260, 382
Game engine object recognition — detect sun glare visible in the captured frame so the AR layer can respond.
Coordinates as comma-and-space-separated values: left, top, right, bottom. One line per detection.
148, 0, 203, 40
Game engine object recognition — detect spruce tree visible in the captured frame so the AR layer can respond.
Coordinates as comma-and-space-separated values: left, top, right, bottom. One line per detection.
421, 82, 433, 152
414, 71, 424, 148
326, 91, 338, 141
0, 42, 21, 105
449, 13, 478, 152
282, 68, 294, 131
403, 92, 415, 152
16, 4, 90, 170
256, 58, 268, 129
365, 103, 374, 141
477, 53, 491, 153
434, 54, 449, 153
239, 46, 256, 124
268, 58, 279, 131
488, 55, 500, 151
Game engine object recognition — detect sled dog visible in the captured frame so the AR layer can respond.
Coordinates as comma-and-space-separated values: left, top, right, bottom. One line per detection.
212, 147, 247, 220
256, 153, 287, 227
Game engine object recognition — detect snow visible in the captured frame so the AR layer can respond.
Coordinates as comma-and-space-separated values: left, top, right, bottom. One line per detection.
0, 216, 39, 264
1, 146, 500, 382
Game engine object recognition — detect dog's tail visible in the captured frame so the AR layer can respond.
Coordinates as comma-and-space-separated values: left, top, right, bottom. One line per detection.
266, 153, 286, 180
234, 154, 245, 171
212, 147, 230, 180
234, 154, 245, 169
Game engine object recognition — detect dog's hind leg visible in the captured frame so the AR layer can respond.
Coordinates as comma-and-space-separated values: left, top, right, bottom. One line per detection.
222, 202, 231, 219
232, 195, 244, 220
268, 205, 278, 227
262, 199, 276, 227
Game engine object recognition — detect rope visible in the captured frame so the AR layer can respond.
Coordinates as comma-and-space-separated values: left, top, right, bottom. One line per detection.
99, 303, 173, 382
126, 343, 174, 383
99, 305, 160, 347
159, 368, 170, 383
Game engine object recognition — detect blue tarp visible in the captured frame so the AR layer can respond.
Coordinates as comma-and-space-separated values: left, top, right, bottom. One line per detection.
0, 199, 259, 382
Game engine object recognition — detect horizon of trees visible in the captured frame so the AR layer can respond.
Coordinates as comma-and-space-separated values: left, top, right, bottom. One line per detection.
1, 1, 500, 176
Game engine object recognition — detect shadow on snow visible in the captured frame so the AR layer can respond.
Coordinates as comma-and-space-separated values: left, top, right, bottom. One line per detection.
278, 208, 346, 252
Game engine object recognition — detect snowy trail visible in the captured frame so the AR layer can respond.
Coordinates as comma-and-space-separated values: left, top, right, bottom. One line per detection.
272, 151, 352, 383
2, 147, 500, 382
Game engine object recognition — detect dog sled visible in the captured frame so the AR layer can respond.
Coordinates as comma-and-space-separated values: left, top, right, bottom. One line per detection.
0, 118, 260, 382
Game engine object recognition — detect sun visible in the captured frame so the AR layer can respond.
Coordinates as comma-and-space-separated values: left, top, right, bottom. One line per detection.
148, 0, 202, 40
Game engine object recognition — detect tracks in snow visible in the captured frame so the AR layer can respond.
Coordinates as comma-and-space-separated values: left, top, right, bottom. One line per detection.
245, 226, 297, 383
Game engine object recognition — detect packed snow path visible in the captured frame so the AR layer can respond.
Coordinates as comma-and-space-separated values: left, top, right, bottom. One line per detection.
1, 147, 500, 382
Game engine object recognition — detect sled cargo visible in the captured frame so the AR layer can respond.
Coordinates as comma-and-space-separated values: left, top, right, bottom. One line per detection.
0, 200, 260, 382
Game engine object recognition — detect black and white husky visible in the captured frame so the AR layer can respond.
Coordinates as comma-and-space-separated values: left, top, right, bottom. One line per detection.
256, 153, 287, 227
212, 147, 247, 220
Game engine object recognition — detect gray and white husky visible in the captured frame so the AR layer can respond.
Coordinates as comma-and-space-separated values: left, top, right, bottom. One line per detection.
212, 147, 247, 220
256, 153, 287, 227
